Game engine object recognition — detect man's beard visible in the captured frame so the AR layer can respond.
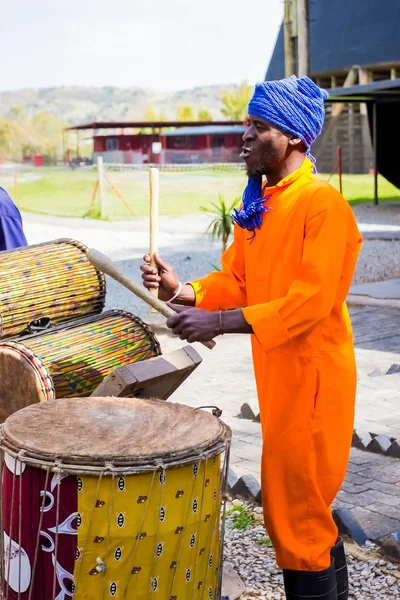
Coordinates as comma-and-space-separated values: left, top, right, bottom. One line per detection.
245, 162, 265, 178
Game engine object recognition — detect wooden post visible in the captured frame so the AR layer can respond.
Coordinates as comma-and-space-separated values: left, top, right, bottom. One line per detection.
62, 129, 66, 165
337, 146, 343, 195
359, 67, 373, 173
297, 0, 310, 77
373, 102, 379, 205
284, 0, 296, 77
149, 167, 159, 311
97, 156, 106, 218
13, 171, 18, 203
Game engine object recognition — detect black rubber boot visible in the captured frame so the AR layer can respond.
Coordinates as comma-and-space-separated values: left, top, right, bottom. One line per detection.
283, 561, 337, 599
331, 538, 349, 599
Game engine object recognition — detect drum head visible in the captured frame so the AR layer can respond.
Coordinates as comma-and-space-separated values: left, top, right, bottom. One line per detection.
0, 343, 52, 423
2, 397, 230, 468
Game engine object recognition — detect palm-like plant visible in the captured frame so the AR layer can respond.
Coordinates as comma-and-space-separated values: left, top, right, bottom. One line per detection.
200, 194, 241, 254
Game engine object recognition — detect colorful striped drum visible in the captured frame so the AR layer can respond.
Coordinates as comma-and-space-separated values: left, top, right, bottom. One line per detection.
0, 397, 231, 600
0, 239, 106, 339
0, 311, 161, 422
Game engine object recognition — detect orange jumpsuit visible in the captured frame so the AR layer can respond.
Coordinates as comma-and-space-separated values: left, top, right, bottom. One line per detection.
190, 159, 362, 572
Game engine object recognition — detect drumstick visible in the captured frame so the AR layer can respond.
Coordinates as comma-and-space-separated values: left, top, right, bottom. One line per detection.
87, 249, 216, 350
149, 167, 159, 312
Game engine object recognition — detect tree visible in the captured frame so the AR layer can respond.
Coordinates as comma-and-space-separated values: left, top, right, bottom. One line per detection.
198, 108, 212, 121
0, 121, 10, 154
220, 82, 252, 120
6, 105, 26, 122
144, 105, 157, 121
176, 104, 195, 121
200, 194, 241, 254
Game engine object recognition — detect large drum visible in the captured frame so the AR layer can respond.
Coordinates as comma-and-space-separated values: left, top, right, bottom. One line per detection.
0, 311, 161, 422
0, 239, 106, 339
0, 397, 231, 599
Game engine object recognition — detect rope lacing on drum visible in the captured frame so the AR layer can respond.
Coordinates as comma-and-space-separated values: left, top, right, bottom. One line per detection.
51, 460, 64, 474
194, 405, 223, 418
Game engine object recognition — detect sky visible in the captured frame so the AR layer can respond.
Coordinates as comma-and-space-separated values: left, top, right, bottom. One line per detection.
0, 0, 283, 92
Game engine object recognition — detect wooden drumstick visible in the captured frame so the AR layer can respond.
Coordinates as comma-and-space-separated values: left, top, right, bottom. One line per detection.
87, 249, 216, 350
149, 167, 159, 312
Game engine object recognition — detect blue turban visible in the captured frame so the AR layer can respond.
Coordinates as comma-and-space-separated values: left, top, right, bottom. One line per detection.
232, 76, 329, 238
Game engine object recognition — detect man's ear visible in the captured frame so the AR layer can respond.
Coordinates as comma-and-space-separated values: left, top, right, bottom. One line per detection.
288, 136, 302, 147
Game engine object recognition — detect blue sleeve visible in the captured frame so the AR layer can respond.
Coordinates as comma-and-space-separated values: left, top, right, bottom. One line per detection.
0, 186, 28, 251
0, 216, 28, 251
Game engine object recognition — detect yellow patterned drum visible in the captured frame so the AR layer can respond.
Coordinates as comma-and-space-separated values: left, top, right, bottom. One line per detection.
0, 239, 106, 339
0, 397, 231, 600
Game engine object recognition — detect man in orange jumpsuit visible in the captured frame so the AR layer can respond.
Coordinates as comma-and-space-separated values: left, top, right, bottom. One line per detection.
141, 76, 362, 600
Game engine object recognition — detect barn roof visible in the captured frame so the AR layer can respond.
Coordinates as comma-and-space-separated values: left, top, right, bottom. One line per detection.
161, 125, 247, 137
327, 78, 400, 102
66, 120, 243, 131
266, 0, 400, 80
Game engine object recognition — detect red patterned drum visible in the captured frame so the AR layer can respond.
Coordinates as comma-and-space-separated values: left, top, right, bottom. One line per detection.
0, 397, 231, 599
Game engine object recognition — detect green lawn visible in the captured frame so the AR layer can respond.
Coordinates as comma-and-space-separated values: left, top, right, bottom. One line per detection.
3, 167, 399, 220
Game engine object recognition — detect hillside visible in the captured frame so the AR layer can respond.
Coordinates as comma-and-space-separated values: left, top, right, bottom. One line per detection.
0, 84, 241, 124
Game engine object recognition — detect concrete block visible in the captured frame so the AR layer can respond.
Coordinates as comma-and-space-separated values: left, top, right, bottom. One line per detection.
221, 564, 245, 600
332, 507, 367, 546
227, 468, 239, 493
367, 434, 393, 454
232, 474, 262, 505
386, 441, 400, 459
352, 430, 373, 450
240, 399, 260, 420
380, 536, 400, 561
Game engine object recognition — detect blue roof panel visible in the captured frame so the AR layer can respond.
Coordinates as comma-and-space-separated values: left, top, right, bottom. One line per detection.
161, 125, 247, 137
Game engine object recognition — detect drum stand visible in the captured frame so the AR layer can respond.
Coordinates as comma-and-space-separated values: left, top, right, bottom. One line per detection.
91, 346, 202, 401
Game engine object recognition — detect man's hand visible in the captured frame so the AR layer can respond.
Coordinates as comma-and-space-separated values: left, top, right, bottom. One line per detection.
166, 304, 220, 343
140, 252, 180, 302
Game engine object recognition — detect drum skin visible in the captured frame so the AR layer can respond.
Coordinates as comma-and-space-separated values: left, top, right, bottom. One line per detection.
0, 311, 161, 422
0, 398, 231, 600
0, 239, 106, 339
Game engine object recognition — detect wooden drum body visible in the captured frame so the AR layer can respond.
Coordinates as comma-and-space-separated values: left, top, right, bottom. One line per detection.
0, 311, 161, 422
0, 397, 231, 599
0, 239, 106, 339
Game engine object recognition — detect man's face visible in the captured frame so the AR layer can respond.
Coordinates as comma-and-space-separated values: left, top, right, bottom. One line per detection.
241, 115, 292, 178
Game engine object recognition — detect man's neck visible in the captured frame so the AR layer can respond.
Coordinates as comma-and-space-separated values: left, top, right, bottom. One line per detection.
265, 154, 307, 187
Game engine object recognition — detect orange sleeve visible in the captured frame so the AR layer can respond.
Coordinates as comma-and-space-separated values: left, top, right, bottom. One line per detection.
242, 190, 362, 353
189, 224, 247, 311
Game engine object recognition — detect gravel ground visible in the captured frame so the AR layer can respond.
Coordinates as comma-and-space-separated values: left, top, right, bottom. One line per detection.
224, 501, 400, 600
352, 240, 400, 284
350, 205, 400, 285
352, 204, 400, 226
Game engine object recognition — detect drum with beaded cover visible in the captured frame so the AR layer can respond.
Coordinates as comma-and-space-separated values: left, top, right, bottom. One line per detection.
0, 310, 161, 422
0, 239, 106, 339
0, 396, 231, 599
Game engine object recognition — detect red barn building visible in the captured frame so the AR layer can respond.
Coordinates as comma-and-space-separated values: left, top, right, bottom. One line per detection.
160, 125, 247, 163
64, 121, 246, 165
